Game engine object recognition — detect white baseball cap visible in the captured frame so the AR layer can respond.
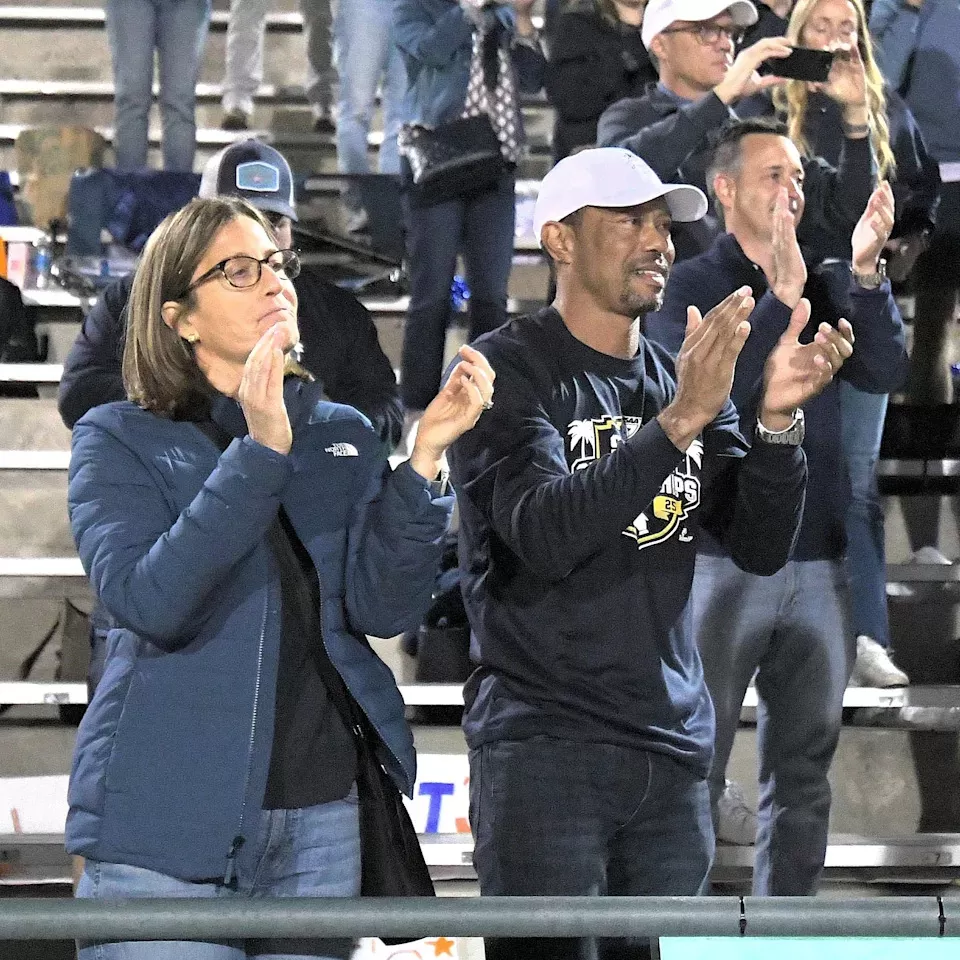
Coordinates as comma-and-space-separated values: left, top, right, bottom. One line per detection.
641, 0, 758, 50
533, 148, 708, 247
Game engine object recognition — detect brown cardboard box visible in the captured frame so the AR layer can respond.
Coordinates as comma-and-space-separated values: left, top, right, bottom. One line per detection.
14, 126, 107, 228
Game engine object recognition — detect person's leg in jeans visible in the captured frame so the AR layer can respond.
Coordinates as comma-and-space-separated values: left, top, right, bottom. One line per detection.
247, 792, 361, 960
106, 0, 157, 172
401, 190, 464, 410
378, 11, 406, 175
155, 0, 211, 171
470, 737, 711, 960
692, 554, 780, 840
840, 381, 908, 685
334, 0, 395, 223
222, 0, 270, 119
462, 174, 516, 341
300, 0, 336, 126
76, 859, 244, 959
753, 559, 854, 896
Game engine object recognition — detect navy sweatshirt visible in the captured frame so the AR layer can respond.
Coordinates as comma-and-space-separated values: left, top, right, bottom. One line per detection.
645, 233, 908, 561
449, 307, 807, 775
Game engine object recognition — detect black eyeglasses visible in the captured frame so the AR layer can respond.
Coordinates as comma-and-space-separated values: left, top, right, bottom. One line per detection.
178, 248, 301, 300
660, 23, 744, 46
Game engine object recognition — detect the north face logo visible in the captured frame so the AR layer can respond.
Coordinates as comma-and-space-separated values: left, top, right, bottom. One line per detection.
325, 443, 359, 457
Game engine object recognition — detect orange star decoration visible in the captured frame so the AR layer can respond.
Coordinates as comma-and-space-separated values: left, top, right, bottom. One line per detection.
426, 936, 456, 956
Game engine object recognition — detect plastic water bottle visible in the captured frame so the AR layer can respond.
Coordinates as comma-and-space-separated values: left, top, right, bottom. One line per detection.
32, 235, 52, 289
451, 274, 471, 313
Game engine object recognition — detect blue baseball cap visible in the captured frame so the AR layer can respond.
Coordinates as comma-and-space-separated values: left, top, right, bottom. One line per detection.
199, 139, 298, 222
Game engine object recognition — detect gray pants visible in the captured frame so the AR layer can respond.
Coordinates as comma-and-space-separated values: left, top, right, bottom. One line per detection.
223, 0, 336, 115
692, 554, 855, 895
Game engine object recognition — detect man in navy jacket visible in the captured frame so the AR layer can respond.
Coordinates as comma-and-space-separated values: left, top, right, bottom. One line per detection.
645, 118, 908, 896
449, 147, 854, 960
597, 0, 876, 261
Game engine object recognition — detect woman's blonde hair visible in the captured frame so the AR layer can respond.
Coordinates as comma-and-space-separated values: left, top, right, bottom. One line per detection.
122, 196, 276, 417
774, 0, 895, 180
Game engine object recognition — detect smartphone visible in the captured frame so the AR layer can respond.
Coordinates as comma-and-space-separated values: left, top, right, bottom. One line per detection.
766, 47, 835, 82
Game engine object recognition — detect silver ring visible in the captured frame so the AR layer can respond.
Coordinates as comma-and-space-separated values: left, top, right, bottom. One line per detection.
482, 399, 494, 411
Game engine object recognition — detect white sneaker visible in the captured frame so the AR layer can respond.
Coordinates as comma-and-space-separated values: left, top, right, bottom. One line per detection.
910, 545, 953, 565
716, 779, 757, 846
849, 635, 910, 688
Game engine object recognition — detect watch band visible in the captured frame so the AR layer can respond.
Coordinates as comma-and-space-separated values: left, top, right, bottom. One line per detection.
852, 257, 887, 290
428, 469, 451, 498
755, 408, 805, 446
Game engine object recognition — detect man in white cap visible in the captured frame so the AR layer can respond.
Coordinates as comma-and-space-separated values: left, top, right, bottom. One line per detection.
597, 0, 874, 261
447, 147, 853, 960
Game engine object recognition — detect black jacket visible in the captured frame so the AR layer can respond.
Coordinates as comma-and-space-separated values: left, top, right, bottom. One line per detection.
597, 83, 877, 261
57, 268, 404, 448
544, 4, 656, 162
739, 3, 789, 48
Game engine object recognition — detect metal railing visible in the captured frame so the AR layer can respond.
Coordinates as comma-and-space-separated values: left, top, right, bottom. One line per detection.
0, 896, 953, 941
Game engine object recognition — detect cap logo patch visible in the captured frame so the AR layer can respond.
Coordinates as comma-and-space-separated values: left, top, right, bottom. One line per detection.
235, 161, 280, 193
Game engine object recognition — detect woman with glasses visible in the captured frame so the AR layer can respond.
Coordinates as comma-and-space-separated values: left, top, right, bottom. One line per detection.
66, 196, 494, 960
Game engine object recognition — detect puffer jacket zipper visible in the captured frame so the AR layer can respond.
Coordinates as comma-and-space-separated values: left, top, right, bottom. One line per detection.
223, 556, 270, 889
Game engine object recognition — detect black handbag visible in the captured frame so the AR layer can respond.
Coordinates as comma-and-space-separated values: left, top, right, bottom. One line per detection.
352, 712, 436, 899
399, 114, 505, 208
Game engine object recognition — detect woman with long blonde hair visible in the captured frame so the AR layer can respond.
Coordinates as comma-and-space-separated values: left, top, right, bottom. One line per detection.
776, 0, 939, 689
774, 0, 938, 264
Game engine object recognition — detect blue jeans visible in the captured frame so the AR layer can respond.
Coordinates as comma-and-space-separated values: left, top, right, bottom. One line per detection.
400, 172, 516, 409
469, 736, 714, 960
693, 555, 854, 895
334, 0, 404, 176
106, 0, 212, 171
76, 791, 361, 960
222, 0, 268, 115
840, 380, 891, 646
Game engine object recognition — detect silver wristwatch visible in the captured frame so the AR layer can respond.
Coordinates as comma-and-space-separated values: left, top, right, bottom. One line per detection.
852, 258, 887, 290
755, 408, 805, 446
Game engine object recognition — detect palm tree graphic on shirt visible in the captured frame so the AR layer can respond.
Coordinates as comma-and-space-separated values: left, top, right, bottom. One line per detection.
567, 419, 598, 466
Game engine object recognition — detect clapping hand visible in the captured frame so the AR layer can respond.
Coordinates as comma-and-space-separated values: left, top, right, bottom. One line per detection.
769, 187, 807, 308
658, 287, 755, 452
238, 324, 293, 455
760, 299, 854, 427
852, 181, 896, 275
409, 345, 496, 481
